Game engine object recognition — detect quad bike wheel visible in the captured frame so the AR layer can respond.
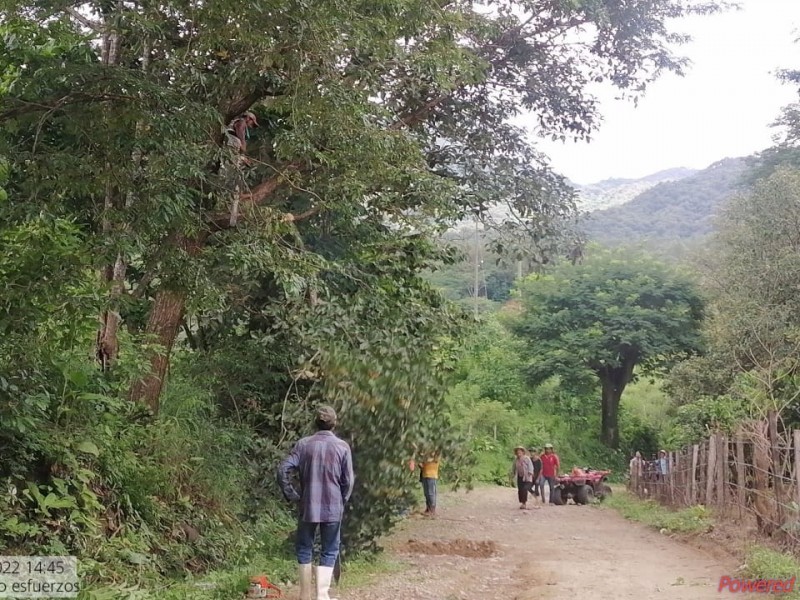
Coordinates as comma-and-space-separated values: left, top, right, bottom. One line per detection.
574, 484, 593, 505
596, 483, 612, 501
551, 487, 564, 505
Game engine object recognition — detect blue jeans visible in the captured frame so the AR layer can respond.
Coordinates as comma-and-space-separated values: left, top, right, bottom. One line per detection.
422, 477, 437, 511
296, 521, 341, 567
532, 474, 542, 497
541, 476, 556, 503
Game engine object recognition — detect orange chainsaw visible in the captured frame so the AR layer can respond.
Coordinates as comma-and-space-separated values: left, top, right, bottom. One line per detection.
246, 575, 282, 598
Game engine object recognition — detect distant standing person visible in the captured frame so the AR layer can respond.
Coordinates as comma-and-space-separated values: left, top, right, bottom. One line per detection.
510, 446, 535, 510
419, 452, 440, 517
529, 448, 543, 502
629, 451, 643, 492
277, 406, 354, 600
657, 450, 669, 480
540, 443, 561, 504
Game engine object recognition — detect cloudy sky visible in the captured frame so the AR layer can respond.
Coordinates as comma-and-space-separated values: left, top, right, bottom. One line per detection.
523, 0, 800, 185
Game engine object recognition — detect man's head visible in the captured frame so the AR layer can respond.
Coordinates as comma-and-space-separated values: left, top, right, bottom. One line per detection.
315, 405, 337, 431
544, 443, 554, 454
659, 450, 666, 457
243, 111, 259, 128
529, 448, 539, 458
514, 446, 526, 458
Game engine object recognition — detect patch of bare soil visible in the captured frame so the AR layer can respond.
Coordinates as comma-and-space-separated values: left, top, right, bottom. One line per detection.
402, 539, 499, 558
320, 486, 748, 600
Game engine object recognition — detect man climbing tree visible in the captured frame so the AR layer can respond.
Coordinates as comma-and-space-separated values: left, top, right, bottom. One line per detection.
224, 111, 259, 156
512, 250, 704, 448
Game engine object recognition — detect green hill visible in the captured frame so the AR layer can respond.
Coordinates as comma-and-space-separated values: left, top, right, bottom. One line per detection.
582, 157, 751, 247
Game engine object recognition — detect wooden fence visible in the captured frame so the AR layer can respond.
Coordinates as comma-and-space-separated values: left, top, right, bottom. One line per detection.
629, 411, 800, 551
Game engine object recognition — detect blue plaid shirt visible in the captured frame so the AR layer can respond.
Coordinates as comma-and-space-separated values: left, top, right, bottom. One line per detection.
277, 431, 354, 523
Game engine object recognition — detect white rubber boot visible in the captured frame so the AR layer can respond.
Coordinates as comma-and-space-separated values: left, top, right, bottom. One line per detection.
315, 565, 337, 600
298, 564, 313, 600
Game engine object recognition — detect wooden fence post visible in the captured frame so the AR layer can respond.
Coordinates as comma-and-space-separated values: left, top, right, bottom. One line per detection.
691, 444, 699, 505
699, 441, 707, 504
736, 435, 746, 520
667, 451, 674, 505
718, 435, 728, 508
794, 430, 800, 512
768, 411, 785, 528
706, 434, 717, 505
753, 422, 774, 535
684, 448, 691, 506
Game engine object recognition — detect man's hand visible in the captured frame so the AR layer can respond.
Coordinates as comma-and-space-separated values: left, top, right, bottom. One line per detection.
283, 486, 301, 504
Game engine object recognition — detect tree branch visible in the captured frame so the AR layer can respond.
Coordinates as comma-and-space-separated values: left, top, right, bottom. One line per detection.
388, 94, 449, 130
64, 7, 104, 32
0, 93, 139, 121
130, 270, 157, 300
283, 205, 320, 223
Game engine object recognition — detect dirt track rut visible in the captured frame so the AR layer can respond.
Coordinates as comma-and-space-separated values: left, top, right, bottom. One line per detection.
335, 486, 743, 600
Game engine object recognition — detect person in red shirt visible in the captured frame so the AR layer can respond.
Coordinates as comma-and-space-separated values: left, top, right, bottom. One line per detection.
540, 443, 561, 504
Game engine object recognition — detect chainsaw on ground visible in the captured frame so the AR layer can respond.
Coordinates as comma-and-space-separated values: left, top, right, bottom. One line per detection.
246, 575, 282, 598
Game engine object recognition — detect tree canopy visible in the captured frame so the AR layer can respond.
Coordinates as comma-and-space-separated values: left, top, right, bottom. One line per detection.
512, 250, 705, 447
689, 168, 800, 423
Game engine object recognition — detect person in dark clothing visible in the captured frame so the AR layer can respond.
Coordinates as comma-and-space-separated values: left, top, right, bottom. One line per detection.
510, 446, 535, 509
529, 448, 543, 500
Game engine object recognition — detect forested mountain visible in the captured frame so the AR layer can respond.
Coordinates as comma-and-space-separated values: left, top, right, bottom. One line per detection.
581, 157, 751, 246
471, 167, 696, 228
574, 167, 697, 212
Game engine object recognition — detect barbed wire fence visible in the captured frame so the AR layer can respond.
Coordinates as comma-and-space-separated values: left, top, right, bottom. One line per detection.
628, 410, 800, 553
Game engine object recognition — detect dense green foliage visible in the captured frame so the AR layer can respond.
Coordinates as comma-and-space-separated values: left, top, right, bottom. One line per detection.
676, 168, 800, 428
511, 250, 704, 447
447, 317, 632, 483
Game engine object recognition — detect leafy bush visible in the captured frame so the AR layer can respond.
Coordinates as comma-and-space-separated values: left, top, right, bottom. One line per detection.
0, 340, 295, 591
663, 394, 749, 447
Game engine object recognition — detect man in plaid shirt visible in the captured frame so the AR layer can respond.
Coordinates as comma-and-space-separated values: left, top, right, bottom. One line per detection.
278, 405, 354, 600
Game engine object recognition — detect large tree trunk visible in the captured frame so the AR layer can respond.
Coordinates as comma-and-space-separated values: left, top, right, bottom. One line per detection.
598, 359, 637, 449
129, 288, 187, 412
128, 234, 206, 412
600, 378, 622, 448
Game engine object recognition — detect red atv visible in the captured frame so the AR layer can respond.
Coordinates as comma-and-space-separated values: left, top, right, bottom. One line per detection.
551, 468, 612, 505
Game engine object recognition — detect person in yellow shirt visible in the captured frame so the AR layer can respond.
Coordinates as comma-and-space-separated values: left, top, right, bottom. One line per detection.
419, 453, 440, 516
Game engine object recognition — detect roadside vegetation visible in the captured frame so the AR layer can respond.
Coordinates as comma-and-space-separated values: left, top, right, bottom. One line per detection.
603, 489, 713, 535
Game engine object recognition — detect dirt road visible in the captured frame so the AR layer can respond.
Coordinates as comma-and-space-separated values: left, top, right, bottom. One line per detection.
337, 486, 740, 600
